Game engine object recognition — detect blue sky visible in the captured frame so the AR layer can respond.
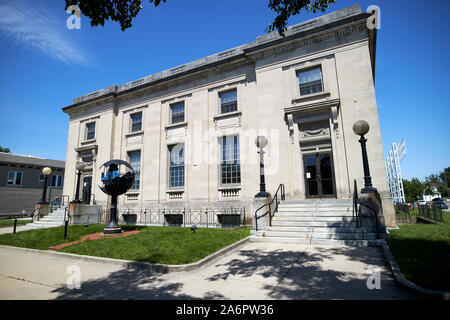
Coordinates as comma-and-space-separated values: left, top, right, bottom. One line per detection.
0, 0, 448, 181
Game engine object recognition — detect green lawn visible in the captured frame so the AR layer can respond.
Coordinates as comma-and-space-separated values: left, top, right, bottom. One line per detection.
386, 211, 450, 292
0, 219, 33, 228
0, 224, 250, 265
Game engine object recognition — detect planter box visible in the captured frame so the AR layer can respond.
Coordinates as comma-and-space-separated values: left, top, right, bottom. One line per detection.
122, 214, 137, 225
217, 214, 241, 228
164, 214, 183, 226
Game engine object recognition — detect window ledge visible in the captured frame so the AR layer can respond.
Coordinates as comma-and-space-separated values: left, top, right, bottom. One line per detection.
218, 185, 241, 190
292, 91, 330, 104
81, 139, 96, 145
213, 111, 242, 122
125, 130, 144, 137
166, 189, 185, 193
165, 121, 188, 130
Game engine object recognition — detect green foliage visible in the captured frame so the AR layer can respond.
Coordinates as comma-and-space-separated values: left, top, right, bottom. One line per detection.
386, 212, 450, 291
0, 146, 11, 153
403, 178, 424, 203
0, 224, 250, 265
65, 0, 336, 35
65, 0, 166, 31
267, 0, 337, 36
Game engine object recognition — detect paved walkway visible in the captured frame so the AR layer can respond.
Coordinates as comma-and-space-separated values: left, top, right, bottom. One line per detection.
0, 242, 422, 300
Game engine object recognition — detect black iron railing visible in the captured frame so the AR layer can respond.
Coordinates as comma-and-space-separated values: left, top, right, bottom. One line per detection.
50, 195, 69, 213
418, 204, 444, 224
101, 207, 246, 228
353, 179, 361, 227
31, 207, 41, 222
254, 184, 285, 231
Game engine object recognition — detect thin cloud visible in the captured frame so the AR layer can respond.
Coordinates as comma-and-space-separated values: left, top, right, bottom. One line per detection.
0, 1, 90, 65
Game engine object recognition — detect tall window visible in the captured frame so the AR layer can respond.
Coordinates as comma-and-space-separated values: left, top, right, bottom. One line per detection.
130, 112, 142, 132
86, 122, 96, 140
7, 171, 22, 185
297, 67, 323, 96
128, 150, 141, 190
169, 144, 184, 188
219, 89, 237, 114
220, 136, 240, 185
51, 175, 63, 188
170, 102, 185, 124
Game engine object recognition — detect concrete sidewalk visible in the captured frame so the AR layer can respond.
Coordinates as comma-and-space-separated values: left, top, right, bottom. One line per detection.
0, 242, 422, 300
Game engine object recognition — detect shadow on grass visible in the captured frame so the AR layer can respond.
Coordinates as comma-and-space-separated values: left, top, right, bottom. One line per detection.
386, 237, 450, 292
52, 245, 424, 300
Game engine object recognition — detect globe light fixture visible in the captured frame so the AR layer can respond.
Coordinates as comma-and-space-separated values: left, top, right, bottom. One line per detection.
255, 136, 269, 198
38, 167, 52, 204
353, 120, 378, 194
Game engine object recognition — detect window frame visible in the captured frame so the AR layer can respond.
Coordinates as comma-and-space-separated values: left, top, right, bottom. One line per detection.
219, 136, 241, 186
85, 122, 96, 141
168, 144, 185, 189
127, 150, 141, 190
7, 171, 23, 186
296, 66, 324, 96
130, 112, 143, 133
219, 88, 238, 115
50, 175, 63, 188
170, 101, 185, 125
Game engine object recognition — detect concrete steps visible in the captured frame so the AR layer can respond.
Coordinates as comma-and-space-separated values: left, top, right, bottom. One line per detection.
26, 207, 68, 230
257, 199, 373, 246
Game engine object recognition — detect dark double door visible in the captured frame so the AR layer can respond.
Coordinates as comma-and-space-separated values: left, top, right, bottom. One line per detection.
304, 152, 335, 198
82, 176, 92, 204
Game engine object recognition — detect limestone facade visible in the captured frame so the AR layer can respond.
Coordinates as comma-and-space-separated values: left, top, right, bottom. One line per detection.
62, 5, 396, 227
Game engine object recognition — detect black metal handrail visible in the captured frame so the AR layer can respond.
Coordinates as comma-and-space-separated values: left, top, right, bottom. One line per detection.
353, 179, 360, 227
31, 207, 41, 222
254, 184, 285, 231
50, 195, 69, 213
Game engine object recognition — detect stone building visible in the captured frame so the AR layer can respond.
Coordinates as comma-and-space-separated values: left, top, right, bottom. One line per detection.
62, 5, 396, 228
0, 153, 65, 216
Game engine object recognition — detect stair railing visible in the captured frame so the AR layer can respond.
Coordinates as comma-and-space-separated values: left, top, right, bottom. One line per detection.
254, 184, 285, 231
353, 179, 360, 227
31, 207, 41, 222
49, 195, 69, 213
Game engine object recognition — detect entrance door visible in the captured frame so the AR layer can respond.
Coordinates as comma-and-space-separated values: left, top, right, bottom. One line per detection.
304, 153, 335, 198
82, 176, 92, 204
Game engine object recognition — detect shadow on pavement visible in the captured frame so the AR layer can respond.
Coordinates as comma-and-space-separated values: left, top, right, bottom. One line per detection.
52, 245, 426, 300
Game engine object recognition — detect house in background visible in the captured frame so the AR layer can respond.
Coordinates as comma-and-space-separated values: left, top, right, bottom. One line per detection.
0, 152, 65, 216
422, 183, 441, 202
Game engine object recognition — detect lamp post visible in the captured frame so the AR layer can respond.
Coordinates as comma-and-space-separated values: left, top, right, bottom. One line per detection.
255, 136, 270, 198
71, 162, 85, 203
38, 167, 52, 204
353, 120, 378, 194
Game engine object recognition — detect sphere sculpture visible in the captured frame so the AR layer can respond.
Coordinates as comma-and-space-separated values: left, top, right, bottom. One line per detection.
99, 160, 135, 234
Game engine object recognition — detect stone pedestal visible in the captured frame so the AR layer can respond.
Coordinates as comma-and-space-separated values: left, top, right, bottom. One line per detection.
35, 203, 49, 217
68, 202, 102, 225
358, 192, 387, 238
252, 195, 272, 233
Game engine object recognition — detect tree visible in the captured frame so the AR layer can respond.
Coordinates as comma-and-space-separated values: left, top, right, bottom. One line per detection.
403, 178, 424, 203
0, 146, 11, 153
439, 167, 450, 197
65, 0, 337, 35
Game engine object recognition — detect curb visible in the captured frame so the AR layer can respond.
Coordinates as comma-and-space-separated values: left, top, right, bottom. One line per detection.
0, 236, 251, 274
380, 242, 450, 300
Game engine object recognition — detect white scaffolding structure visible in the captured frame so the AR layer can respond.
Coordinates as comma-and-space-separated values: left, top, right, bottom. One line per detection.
386, 139, 406, 203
